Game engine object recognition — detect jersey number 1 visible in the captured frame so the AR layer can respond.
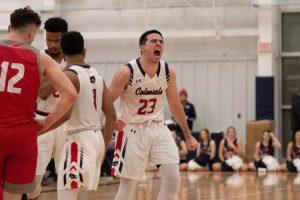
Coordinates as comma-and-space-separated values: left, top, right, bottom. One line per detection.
137, 98, 157, 115
0, 61, 25, 94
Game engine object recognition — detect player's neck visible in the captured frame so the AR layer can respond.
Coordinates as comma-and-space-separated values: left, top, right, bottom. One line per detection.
65, 55, 85, 66
9, 33, 27, 44
55, 53, 64, 64
139, 56, 159, 76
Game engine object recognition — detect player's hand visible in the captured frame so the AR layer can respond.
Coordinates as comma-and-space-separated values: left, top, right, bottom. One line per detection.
116, 119, 126, 131
185, 135, 198, 151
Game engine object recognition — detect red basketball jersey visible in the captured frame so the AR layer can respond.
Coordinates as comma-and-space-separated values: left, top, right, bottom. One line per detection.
0, 39, 41, 126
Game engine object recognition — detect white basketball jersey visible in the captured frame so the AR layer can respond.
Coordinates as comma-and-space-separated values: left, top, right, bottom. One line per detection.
119, 58, 170, 123
65, 65, 104, 133
36, 59, 67, 114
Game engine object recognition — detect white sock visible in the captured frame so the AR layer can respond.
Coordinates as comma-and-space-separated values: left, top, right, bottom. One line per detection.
114, 178, 138, 200
157, 163, 181, 200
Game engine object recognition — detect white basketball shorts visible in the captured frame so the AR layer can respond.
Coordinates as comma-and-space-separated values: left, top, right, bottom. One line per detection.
112, 121, 179, 181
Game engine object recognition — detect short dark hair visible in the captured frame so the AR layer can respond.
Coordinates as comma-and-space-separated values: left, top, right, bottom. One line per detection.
139, 29, 163, 45
10, 7, 41, 29
61, 31, 84, 55
44, 17, 68, 33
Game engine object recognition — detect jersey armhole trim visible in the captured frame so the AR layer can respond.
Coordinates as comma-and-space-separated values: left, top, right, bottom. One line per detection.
165, 62, 170, 84
67, 68, 78, 75
126, 63, 134, 86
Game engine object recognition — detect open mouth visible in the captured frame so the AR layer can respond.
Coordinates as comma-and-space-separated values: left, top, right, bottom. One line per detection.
154, 50, 161, 56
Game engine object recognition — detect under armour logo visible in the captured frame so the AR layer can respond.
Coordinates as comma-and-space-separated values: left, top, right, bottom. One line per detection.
130, 129, 136, 133
90, 76, 96, 83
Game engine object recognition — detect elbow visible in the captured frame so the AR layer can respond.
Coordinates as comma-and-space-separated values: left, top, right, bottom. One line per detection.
184, 150, 188, 156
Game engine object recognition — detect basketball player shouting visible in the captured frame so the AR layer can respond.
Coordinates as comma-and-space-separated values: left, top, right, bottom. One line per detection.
109, 30, 198, 200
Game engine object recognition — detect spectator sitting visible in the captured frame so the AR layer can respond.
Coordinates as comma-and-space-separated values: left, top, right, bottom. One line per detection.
187, 129, 219, 171
284, 130, 300, 172
214, 127, 248, 171
248, 130, 283, 171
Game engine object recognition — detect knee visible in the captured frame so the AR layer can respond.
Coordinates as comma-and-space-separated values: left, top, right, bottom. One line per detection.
248, 162, 256, 171
212, 163, 221, 171
240, 164, 248, 171
179, 163, 188, 171
162, 171, 181, 189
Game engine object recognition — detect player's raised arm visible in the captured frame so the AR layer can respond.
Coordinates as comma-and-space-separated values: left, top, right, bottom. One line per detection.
108, 65, 131, 102
38, 52, 77, 134
166, 66, 198, 151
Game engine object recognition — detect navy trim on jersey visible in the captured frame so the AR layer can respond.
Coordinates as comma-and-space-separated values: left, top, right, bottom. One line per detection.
165, 62, 170, 83
136, 57, 145, 77
81, 65, 91, 68
75, 64, 91, 68
67, 68, 78, 75
137, 57, 162, 78
156, 62, 161, 77
126, 63, 134, 86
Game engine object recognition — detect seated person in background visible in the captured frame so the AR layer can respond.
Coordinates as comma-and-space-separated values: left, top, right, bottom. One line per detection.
213, 127, 248, 171
172, 131, 188, 171
248, 130, 283, 171
284, 130, 300, 172
188, 129, 218, 171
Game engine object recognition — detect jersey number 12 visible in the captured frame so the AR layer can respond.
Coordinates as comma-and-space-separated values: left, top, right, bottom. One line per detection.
0, 61, 25, 94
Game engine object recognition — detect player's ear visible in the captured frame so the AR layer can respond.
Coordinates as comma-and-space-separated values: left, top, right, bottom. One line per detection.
8, 25, 11, 34
140, 44, 145, 55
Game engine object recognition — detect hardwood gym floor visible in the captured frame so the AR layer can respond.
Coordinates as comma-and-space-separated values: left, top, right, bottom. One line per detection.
38, 171, 300, 200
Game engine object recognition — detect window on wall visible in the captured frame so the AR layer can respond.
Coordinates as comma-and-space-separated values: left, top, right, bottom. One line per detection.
282, 13, 300, 52
281, 12, 300, 154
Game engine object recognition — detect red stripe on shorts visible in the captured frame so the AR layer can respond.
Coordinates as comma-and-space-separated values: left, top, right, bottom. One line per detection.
71, 181, 78, 189
115, 131, 124, 150
71, 142, 78, 163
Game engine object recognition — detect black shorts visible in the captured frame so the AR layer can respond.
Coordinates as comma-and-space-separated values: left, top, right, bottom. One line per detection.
194, 155, 210, 167
221, 161, 234, 172
254, 160, 267, 169
180, 159, 188, 164
286, 160, 298, 172
194, 155, 218, 171
208, 158, 219, 171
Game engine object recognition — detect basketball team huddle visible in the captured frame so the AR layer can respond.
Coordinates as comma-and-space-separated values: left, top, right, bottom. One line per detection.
0, 7, 198, 200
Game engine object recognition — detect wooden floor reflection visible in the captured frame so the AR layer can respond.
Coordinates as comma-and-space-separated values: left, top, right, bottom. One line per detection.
38, 172, 300, 200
